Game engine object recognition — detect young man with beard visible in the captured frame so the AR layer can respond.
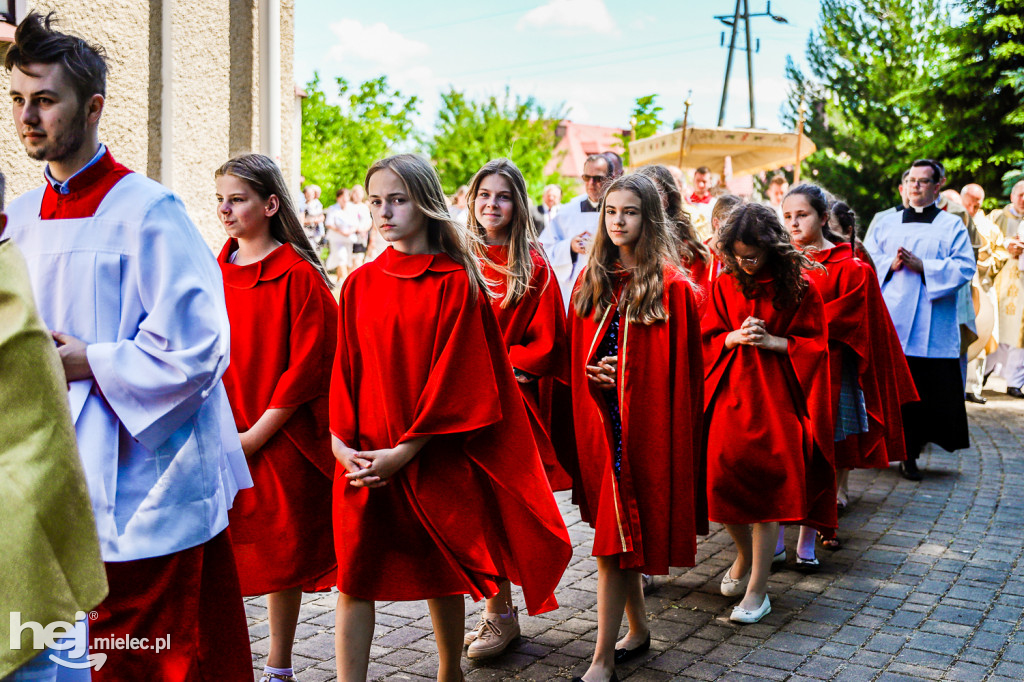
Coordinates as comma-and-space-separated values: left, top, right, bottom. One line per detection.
5, 13, 253, 681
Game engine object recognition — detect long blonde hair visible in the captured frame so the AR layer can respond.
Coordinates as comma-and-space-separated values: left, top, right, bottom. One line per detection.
466, 158, 549, 308
364, 154, 490, 299
573, 174, 682, 325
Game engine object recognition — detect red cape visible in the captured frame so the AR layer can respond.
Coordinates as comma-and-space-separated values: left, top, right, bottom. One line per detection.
568, 267, 705, 574
806, 244, 918, 469
330, 247, 571, 614
703, 272, 836, 533
684, 255, 710, 316
481, 245, 574, 491
218, 241, 337, 595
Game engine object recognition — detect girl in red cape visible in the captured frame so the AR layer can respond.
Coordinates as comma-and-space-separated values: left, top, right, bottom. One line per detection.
636, 164, 714, 313
330, 154, 572, 682
704, 194, 745, 285
569, 174, 704, 682
214, 154, 338, 682
460, 158, 573, 660
783, 186, 917, 549
703, 202, 834, 624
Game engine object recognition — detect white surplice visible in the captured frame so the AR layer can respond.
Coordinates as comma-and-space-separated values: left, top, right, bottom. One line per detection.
538, 197, 599, 311
6, 173, 252, 562
864, 205, 976, 359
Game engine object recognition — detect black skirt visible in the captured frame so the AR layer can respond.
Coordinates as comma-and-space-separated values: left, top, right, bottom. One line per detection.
901, 356, 970, 458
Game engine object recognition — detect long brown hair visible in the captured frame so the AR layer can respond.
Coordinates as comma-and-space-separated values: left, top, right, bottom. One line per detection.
573, 174, 681, 325
635, 164, 711, 267
715, 202, 819, 310
466, 158, 550, 308
364, 154, 489, 300
215, 153, 332, 288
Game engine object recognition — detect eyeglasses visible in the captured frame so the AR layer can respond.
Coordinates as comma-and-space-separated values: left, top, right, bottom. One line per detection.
735, 255, 762, 265
581, 174, 608, 184
907, 178, 936, 186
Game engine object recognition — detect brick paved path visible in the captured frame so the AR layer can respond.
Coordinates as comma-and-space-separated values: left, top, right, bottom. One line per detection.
246, 383, 1024, 681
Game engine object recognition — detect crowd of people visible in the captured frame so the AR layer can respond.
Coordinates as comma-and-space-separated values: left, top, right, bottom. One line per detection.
2, 11, 1019, 682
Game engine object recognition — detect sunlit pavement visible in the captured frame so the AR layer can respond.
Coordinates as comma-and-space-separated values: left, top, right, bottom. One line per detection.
245, 378, 1024, 681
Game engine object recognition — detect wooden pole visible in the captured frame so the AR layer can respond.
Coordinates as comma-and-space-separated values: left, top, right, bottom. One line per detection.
676, 93, 693, 169
793, 96, 806, 184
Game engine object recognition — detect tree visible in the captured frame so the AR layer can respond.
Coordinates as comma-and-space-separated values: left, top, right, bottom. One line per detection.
618, 95, 663, 166
301, 73, 419, 199
920, 0, 1024, 202
429, 88, 571, 201
783, 0, 945, 221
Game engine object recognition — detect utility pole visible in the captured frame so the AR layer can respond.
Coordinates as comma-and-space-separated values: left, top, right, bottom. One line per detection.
716, 0, 742, 127
715, 1, 788, 128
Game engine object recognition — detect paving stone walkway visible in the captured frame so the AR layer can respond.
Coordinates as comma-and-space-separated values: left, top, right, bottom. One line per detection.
246, 381, 1024, 681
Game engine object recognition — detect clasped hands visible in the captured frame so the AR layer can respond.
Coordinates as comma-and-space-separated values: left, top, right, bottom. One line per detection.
333, 436, 425, 488
1007, 239, 1023, 258
891, 246, 924, 273
586, 355, 617, 388
725, 316, 785, 352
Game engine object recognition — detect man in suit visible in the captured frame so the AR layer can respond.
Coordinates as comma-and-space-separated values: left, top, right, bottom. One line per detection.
532, 184, 562, 233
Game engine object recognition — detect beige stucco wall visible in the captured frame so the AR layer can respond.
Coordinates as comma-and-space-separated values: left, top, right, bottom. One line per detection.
0, 0, 295, 250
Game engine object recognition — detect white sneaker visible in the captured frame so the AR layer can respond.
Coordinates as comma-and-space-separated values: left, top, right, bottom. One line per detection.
720, 566, 751, 597
464, 612, 486, 646
730, 595, 771, 624
466, 608, 520, 659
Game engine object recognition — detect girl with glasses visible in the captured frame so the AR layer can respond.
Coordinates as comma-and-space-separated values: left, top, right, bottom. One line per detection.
703, 202, 833, 624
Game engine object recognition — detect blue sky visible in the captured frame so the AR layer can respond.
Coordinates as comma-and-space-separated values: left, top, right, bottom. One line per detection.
295, 0, 824, 136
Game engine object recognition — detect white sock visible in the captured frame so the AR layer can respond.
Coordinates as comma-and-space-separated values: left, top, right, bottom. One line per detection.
797, 526, 817, 560
264, 665, 294, 678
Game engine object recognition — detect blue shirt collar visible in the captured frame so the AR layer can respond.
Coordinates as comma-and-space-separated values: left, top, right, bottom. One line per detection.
44, 144, 106, 195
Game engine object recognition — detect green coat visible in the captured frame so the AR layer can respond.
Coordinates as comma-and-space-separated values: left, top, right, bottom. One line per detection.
0, 239, 107, 677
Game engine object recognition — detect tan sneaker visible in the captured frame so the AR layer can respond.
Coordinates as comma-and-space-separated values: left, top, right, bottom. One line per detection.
466, 608, 520, 659
464, 612, 486, 646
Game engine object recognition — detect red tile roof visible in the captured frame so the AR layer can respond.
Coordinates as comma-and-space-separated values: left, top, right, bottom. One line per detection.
545, 120, 629, 178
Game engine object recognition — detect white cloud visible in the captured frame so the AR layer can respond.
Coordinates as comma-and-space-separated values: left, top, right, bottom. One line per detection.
517, 0, 618, 36
327, 19, 429, 68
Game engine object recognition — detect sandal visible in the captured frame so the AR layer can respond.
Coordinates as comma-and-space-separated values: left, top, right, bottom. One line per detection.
819, 535, 841, 550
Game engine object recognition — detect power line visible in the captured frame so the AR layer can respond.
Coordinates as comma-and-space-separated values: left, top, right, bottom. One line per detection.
508, 42, 721, 80
403, 4, 538, 34
449, 32, 720, 79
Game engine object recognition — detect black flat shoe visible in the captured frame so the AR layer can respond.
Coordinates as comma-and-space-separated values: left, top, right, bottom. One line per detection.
1008, 387, 1024, 399
965, 393, 987, 404
900, 461, 923, 481
614, 632, 651, 663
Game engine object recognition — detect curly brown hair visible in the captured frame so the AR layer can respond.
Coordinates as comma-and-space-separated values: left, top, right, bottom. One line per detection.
715, 202, 820, 310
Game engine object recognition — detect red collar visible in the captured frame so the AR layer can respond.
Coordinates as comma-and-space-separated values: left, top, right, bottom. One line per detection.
377, 246, 463, 278
218, 240, 305, 289
39, 150, 133, 220
688, 193, 711, 205
806, 242, 853, 264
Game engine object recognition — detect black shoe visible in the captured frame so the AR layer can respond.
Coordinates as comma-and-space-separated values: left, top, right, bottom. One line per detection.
900, 460, 923, 481
613, 633, 651, 663
1008, 387, 1024, 399
965, 393, 987, 404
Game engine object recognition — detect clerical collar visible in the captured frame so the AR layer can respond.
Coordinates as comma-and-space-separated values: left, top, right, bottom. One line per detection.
580, 197, 599, 213
902, 203, 941, 224
44, 144, 106, 195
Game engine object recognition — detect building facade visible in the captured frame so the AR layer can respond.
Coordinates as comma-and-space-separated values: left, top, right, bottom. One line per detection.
0, 0, 299, 247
